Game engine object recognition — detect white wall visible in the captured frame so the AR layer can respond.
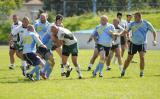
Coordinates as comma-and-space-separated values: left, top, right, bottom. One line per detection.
74, 31, 160, 50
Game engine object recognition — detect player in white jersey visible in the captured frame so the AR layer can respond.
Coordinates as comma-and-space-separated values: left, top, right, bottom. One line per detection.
117, 12, 128, 58
106, 19, 124, 71
11, 17, 30, 76
9, 14, 22, 69
51, 25, 82, 79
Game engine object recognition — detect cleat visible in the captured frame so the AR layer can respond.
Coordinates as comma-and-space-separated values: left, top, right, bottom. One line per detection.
61, 72, 66, 76
121, 71, 125, 77
26, 73, 34, 81
106, 67, 111, 71
66, 68, 73, 78
87, 67, 91, 71
79, 76, 82, 79
140, 72, 144, 77
99, 73, 103, 77
92, 71, 96, 77
9, 65, 14, 70
41, 72, 47, 79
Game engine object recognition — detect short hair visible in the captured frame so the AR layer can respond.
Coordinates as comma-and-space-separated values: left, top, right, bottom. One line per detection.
126, 13, 132, 17
23, 16, 30, 22
117, 12, 122, 16
134, 12, 142, 17
13, 14, 18, 17
113, 18, 120, 23
56, 14, 63, 21
100, 15, 108, 20
27, 24, 35, 32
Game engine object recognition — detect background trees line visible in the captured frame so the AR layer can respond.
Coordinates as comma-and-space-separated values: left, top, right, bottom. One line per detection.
43, 0, 160, 16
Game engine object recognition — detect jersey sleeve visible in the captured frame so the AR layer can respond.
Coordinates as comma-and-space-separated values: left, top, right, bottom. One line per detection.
32, 33, 43, 46
147, 21, 156, 32
42, 33, 51, 45
57, 32, 65, 40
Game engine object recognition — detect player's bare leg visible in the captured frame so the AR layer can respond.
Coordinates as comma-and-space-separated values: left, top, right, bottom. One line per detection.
72, 56, 82, 79
121, 54, 134, 77
87, 48, 99, 71
9, 49, 16, 69
115, 48, 123, 71
139, 51, 145, 77
106, 50, 114, 71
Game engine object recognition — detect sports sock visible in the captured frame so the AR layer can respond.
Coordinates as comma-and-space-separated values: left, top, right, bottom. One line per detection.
99, 63, 104, 74
35, 66, 40, 80
88, 64, 93, 68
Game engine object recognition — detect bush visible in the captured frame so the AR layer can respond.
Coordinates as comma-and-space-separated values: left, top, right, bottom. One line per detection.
0, 21, 12, 42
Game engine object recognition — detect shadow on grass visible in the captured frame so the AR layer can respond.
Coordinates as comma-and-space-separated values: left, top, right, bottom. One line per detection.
146, 74, 160, 77
0, 79, 33, 84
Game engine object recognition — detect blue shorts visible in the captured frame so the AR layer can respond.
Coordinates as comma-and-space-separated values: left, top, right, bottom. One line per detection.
128, 42, 147, 55
23, 53, 41, 66
97, 44, 111, 57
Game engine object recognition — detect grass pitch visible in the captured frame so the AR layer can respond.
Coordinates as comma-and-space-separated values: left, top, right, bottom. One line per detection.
0, 46, 160, 99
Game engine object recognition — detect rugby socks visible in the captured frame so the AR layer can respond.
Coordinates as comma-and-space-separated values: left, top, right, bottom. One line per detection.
88, 64, 93, 68
94, 65, 99, 74
30, 67, 36, 75
106, 66, 110, 69
22, 61, 27, 70
75, 65, 82, 77
35, 66, 40, 80
43, 61, 50, 73
119, 65, 123, 71
99, 63, 104, 74
46, 66, 52, 78
61, 64, 65, 73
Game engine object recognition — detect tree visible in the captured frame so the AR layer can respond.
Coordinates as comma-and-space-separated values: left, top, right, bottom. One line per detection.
0, 0, 23, 23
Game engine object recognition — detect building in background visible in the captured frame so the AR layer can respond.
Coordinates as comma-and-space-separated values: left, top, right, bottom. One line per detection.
12, 0, 43, 21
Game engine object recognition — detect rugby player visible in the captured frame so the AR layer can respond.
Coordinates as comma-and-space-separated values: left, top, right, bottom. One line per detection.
121, 12, 157, 77
51, 25, 83, 79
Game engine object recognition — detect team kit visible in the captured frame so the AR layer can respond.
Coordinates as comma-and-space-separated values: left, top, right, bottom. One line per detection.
8, 12, 157, 81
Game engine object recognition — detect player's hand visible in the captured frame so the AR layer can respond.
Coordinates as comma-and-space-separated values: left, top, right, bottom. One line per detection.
152, 40, 157, 46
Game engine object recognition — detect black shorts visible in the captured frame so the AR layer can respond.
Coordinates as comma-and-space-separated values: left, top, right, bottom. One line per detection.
120, 36, 126, 45
97, 44, 111, 57
128, 42, 147, 55
9, 42, 23, 52
111, 44, 120, 50
23, 53, 41, 66
62, 43, 78, 56
37, 46, 52, 60
9, 41, 17, 50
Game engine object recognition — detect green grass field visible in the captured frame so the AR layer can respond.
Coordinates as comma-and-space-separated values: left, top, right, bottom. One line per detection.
0, 46, 160, 99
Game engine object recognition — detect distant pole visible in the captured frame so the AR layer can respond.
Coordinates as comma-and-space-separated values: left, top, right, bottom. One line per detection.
92, 0, 97, 16
63, 0, 66, 17
128, 0, 131, 11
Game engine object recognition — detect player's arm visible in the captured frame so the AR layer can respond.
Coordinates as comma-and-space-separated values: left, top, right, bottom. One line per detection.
33, 33, 46, 48
51, 34, 63, 47
147, 22, 157, 46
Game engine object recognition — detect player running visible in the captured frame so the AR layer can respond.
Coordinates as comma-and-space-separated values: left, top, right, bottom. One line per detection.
51, 25, 83, 79
117, 12, 127, 58
121, 12, 157, 77
106, 18, 124, 71
23, 25, 47, 81
9, 14, 22, 69
92, 15, 120, 77
11, 17, 30, 76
